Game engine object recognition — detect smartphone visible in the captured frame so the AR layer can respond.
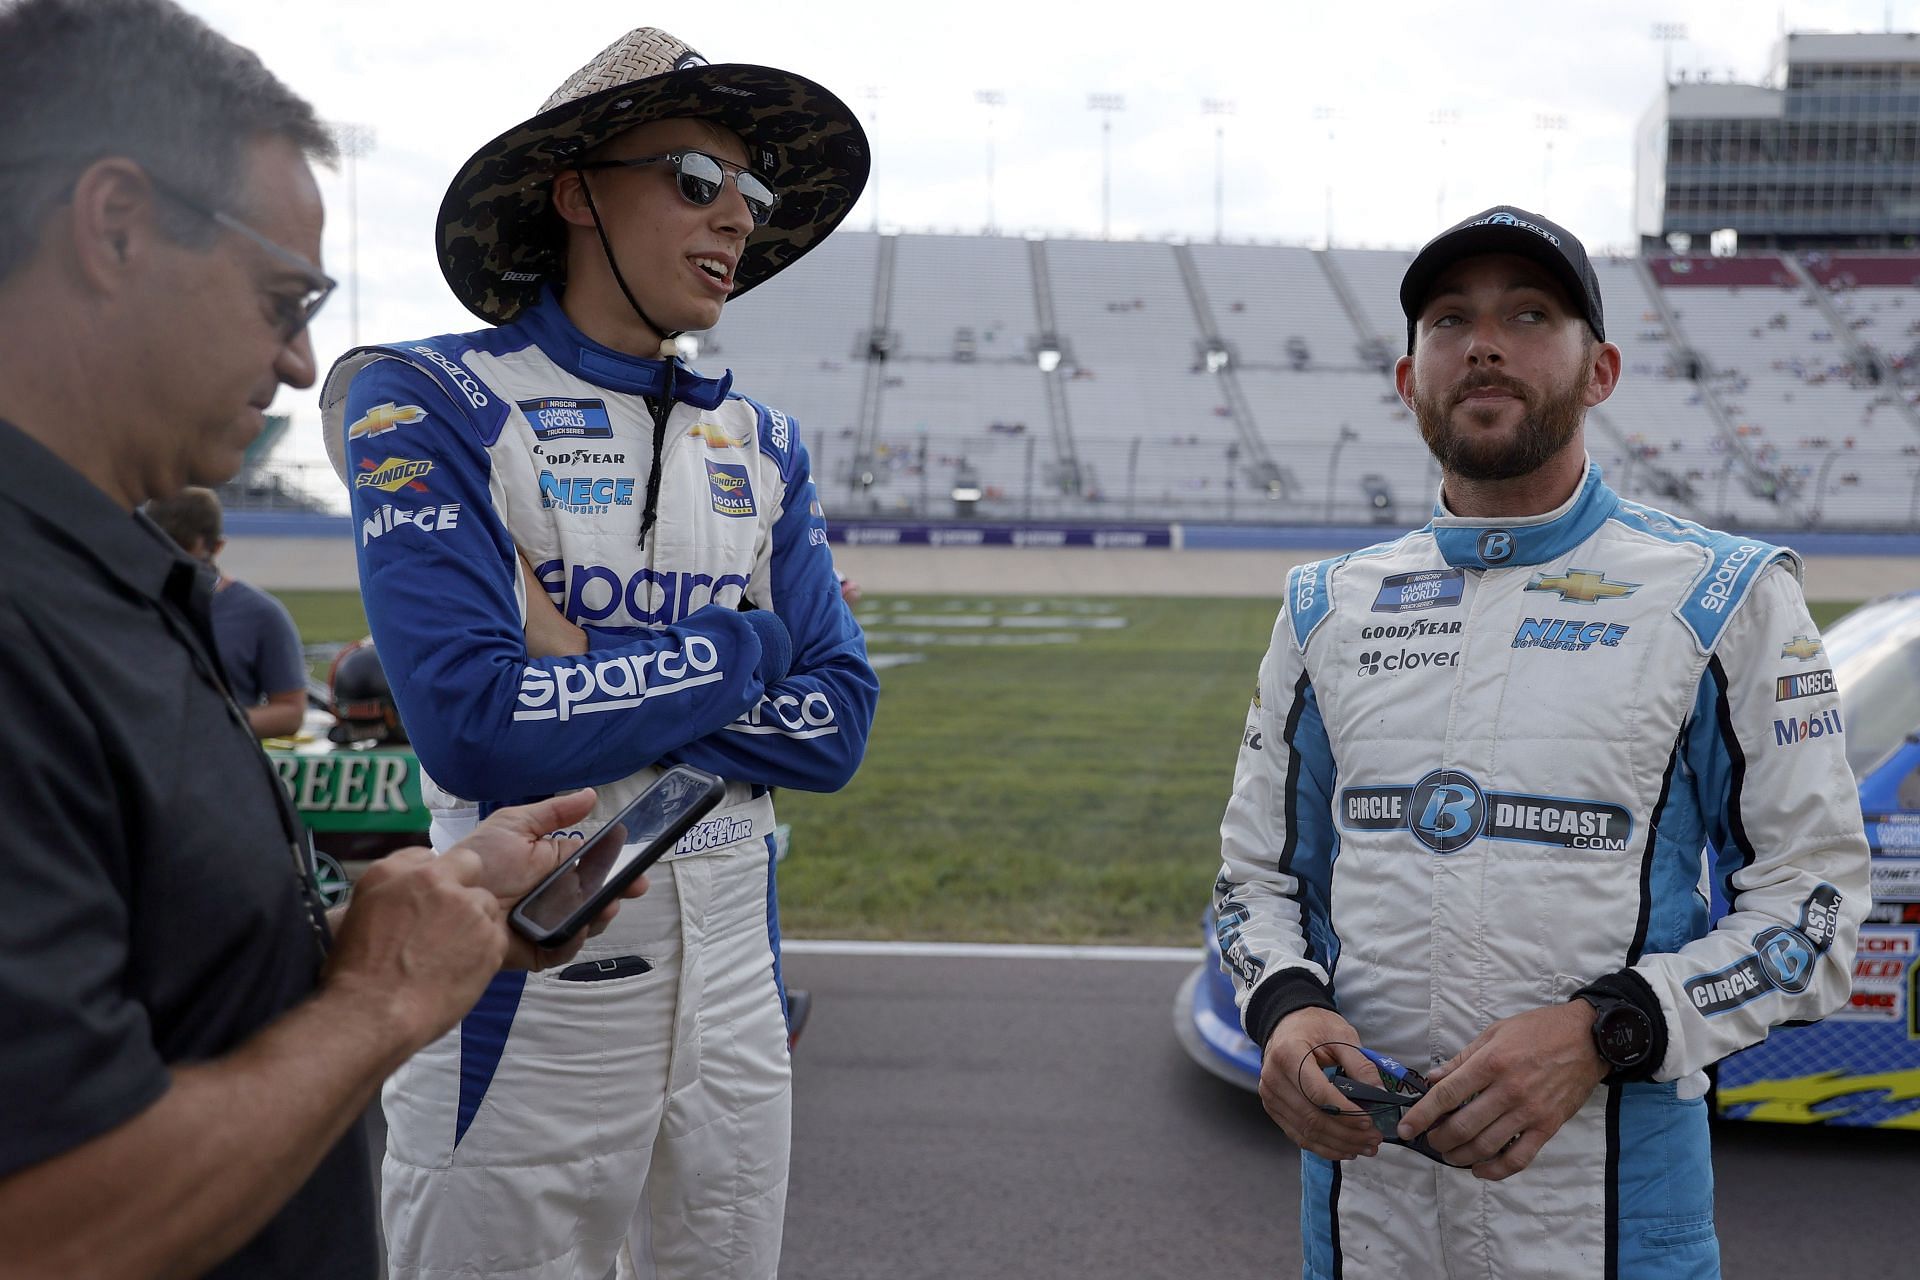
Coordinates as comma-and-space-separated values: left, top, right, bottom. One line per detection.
509, 765, 728, 948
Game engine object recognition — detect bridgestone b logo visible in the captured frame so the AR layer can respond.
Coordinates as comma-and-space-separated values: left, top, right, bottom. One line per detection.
515, 638, 722, 722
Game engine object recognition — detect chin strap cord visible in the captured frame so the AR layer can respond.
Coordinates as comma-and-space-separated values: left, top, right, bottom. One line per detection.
576, 172, 678, 549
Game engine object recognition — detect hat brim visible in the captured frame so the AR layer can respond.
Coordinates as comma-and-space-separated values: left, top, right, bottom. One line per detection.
1399, 225, 1592, 343
437, 62, 870, 325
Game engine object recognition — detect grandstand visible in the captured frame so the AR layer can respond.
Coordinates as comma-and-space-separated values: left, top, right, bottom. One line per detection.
671, 229, 1920, 531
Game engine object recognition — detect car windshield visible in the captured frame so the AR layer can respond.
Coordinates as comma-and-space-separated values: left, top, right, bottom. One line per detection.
1826, 594, 1920, 779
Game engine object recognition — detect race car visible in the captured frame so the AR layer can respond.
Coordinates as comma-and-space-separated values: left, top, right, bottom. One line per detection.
1176, 591, 1920, 1129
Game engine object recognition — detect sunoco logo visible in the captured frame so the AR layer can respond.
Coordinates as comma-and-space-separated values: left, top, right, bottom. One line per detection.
514, 637, 722, 722
1361, 619, 1462, 640
1775, 669, 1836, 702
1340, 769, 1631, 854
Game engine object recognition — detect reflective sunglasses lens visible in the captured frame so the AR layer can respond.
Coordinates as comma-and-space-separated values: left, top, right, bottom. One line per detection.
736, 173, 777, 225
675, 152, 724, 206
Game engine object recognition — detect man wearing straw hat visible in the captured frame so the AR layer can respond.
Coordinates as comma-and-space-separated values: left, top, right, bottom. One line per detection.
321, 26, 875, 1280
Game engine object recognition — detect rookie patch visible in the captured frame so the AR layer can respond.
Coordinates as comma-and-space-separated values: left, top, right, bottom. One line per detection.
707, 461, 755, 518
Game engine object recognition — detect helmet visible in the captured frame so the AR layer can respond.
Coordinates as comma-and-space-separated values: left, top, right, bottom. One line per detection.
327, 640, 408, 745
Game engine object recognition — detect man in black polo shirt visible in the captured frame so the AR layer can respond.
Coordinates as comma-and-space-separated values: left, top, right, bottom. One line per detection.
0, 2, 636, 1275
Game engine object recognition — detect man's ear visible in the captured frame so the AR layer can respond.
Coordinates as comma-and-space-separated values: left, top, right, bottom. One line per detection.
67, 157, 162, 293
550, 170, 597, 229
1393, 353, 1416, 411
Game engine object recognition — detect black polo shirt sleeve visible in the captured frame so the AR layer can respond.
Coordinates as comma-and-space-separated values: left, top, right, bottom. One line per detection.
0, 601, 170, 1177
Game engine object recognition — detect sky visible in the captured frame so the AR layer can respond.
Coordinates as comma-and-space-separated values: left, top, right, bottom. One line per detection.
176, 0, 1916, 487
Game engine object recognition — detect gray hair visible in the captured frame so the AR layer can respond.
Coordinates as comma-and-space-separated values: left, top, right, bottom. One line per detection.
0, 0, 338, 283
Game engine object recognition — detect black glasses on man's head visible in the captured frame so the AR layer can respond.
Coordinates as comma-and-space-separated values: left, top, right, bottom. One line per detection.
147, 173, 336, 342
571, 150, 779, 227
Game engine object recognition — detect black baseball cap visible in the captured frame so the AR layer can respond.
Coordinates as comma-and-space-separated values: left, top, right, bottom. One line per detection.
1399, 205, 1604, 354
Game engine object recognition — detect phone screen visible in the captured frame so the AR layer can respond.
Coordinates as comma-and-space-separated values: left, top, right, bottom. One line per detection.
515, 767, 723, 938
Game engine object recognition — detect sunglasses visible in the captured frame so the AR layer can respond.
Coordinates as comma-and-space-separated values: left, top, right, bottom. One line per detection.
572, 149, 779, 227
148, 172, 336, 342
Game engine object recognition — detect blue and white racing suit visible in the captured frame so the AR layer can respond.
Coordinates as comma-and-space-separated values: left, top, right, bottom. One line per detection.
320, 289, 876, 1280
1215, 464, 1868, 1280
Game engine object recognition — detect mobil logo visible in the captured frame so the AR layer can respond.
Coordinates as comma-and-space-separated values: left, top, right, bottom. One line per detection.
535, 558, 749, 626
1409, 769, 1486, 854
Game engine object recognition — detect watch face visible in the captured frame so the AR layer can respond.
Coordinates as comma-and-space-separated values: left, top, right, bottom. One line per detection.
1596, 1004, 1652, 1066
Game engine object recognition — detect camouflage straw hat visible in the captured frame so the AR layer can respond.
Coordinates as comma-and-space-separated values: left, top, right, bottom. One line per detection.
437, 27, 869, 325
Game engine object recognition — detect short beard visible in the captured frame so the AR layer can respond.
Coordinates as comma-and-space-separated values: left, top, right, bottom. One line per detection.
1413, 363, 1590, 482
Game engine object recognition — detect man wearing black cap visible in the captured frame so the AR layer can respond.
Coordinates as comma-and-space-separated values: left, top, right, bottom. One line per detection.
1212, 206, 1868, 1278
320, 25, 876, 1280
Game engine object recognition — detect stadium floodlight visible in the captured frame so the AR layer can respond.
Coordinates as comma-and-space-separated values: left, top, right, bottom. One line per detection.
1205, 347, 1230, 373
1534, 114, 1569, 209
1202, 98, 1236, 243
1088, 94, 1126, 239
863, 87, 883, 230
1651, 23, 1688, 85
330, 121, 376, 347
1036, 341, 1062, 373
975, 90, 1005, 232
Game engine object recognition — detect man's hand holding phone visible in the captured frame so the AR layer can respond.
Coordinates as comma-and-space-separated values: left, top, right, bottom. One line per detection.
454, 789, 648, 969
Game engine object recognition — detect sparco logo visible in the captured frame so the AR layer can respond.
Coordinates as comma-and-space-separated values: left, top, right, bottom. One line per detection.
1292, 562, 1321, 615
409, 345, 488, 407
1698, 542, 1762, 614
1361, 619, 1462, 640
1358, 649, 1459, 677
534, 560, 748, 627
727, 692, 840, 740
514, 637, 722, 723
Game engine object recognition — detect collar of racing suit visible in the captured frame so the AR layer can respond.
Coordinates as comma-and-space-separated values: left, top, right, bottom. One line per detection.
516, 286, 735, 409
1426, 456, 1619, 570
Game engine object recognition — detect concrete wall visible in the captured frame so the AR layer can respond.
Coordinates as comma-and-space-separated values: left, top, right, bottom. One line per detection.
225, 532, 1920, 605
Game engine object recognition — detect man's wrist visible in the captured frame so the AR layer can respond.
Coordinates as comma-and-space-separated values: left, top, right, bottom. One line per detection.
1246, 970, 1337, 1051
1571, 979, 1661, 1082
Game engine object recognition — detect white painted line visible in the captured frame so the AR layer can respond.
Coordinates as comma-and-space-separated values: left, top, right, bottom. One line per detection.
782, 939, 1203, 963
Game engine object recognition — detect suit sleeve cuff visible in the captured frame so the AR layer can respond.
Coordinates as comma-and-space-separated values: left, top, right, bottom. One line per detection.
1574, 969, 1669, 1083
1246, 970, 1338, 1053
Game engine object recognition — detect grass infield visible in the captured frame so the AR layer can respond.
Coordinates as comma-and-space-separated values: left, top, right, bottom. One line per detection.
279, 591, 1860, 946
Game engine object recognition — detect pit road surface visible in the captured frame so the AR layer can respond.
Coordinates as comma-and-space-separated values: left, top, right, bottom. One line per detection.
776, 946, 1916, 1280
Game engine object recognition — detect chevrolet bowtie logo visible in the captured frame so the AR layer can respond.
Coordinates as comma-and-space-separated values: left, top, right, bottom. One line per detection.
347, 401, 427, 440
1525, 568, 1639, 604
1781, 635, 1824, 661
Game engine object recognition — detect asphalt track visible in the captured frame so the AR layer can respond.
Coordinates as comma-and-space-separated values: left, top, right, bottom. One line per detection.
363, 946, 1918, 1278
776, 946, 1918, 1280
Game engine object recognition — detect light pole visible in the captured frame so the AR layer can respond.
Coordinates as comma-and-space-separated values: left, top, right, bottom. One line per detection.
1313, 106, 1341, 249
1429, 109, 1459, 230
1202, 98, 1235, 243
1326, 425, 1359, 522
974, 90, 1004, 233
332, 121, 376, 347
1810, 446, 1846, 527
1534, 114, 1568, 210
1088, 93, 1126, 239
1651, 22, 1688, 86
863, 87, 882, 230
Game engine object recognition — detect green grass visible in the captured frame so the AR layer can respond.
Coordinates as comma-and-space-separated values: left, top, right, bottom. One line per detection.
279, 590, 1866, 945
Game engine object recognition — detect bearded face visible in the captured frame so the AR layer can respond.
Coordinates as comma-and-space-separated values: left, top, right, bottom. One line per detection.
1411, 354, 1591, 483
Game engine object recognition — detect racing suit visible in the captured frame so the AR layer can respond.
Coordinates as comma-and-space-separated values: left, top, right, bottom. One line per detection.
1215, 464, 1868, 1280
319, 288, 876, 1280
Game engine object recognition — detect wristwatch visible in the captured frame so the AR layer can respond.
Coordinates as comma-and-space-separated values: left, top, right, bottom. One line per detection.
1576, 993, 1654, 1078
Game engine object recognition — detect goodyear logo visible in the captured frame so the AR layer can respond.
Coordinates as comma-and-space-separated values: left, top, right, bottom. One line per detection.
347, 401, 426, 441
1525, 567, 1638, 604
518, 396, 612, 440
1781, 635, 1824, 661
1776, 669, 1836, 702
1372, 569, 1464, 615
689, 420, 749, 449
707, 461, 755, 518
355, 457, 433, 492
